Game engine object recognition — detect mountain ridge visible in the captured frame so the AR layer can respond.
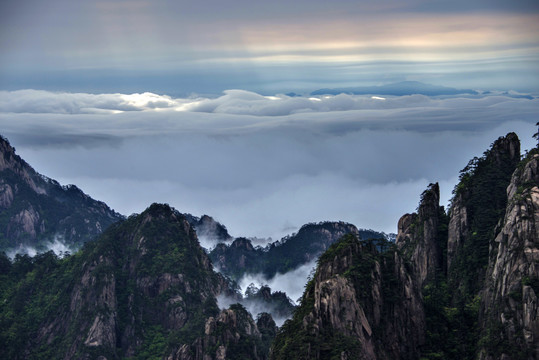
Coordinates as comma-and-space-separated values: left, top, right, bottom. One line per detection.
0, 134, 124, 251
209, 221, 388, 280
311, 81, 479, 96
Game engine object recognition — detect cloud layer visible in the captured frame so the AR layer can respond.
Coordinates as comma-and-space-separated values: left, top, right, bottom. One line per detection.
1, 88, 536, 117
1, 89, 537, 239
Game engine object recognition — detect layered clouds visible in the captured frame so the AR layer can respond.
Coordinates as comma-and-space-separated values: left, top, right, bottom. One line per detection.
1, 1, 538, 94
1, 89, 537, 239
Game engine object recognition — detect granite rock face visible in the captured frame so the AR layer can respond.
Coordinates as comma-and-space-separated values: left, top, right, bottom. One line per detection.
479, 153, 539, 359
396, 182, 445, 287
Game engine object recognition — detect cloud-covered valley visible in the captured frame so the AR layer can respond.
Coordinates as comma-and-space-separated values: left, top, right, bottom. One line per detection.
0, 89, 537, 239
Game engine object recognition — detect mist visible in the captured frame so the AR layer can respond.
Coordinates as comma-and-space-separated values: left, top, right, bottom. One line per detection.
237, 260, 317, 304
5, 236, 77, 259
214, 260, 317, 326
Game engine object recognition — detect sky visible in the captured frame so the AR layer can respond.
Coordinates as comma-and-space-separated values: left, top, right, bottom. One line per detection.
1, 0, 538, 94
0, 1, 538, 240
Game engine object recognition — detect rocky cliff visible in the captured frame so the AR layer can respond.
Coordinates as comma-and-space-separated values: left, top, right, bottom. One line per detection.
396, 182, 447, 287
479, 150, 539, 359
270, 235, 425, 360
447, 133, 520, 296
0, 135, 123, 251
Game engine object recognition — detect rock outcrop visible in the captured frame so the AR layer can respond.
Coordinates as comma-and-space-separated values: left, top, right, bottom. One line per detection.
271, 132, 537, 360
212, 237, 257, 275
0, 134, 123, 251
396, 182, 446, 287
479, 151, 539, 359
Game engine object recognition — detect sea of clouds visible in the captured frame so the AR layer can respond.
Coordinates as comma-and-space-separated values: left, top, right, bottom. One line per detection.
0, 89, 537, 240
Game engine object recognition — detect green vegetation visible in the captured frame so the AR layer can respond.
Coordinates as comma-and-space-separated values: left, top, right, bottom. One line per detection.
478, 319, 529, 359
522, 276, 539, 295
420, 276, 481, 360
0, 250, 85, 359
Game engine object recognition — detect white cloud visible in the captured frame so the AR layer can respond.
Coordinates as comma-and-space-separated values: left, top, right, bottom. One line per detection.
0, 89, 537, 240
215, 260, 318, 326
2, 88, 536, 117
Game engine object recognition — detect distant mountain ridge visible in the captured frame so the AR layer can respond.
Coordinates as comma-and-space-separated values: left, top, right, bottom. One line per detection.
210, 221, 390, 279
184, 213, 233, 243
311, 80, 479, 96
0, 135, 123, 251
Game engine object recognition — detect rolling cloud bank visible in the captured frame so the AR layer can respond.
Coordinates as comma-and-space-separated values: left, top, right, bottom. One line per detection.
0, 89, 537, 240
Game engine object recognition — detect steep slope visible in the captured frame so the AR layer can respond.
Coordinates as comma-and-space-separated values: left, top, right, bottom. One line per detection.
400, 133, 533, 359
210, 221, 387, 279
0, 203, 269, 359
270, 235, 425, 360
0, 135, 123, 251
448, 132, 520, 297
396, 182, 448, 287
479, 149, 539, 359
